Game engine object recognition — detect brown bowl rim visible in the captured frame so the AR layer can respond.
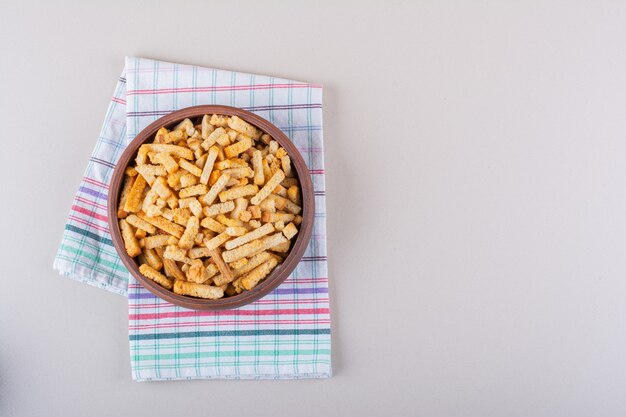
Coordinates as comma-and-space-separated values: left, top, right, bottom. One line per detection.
107, 105, 315, 310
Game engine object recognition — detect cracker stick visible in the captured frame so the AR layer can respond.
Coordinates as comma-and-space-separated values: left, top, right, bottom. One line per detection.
208, 170, 221, 186
136, 147, 149, 165
167, 169, 186, 190
200, 173, 230, 205
163, 245, 192, 264
226, 226, 248, 237
226, 177, 240, 187
208, 247, 235, 286
221, 232, 286, 263
125, 214, 156, 234
125, 166, 138, 177
139, 264, 173, 290
123, 174, 147, 213
179, 184, 209, 198
241, 256, 279, 290
188, 199, 203, 218
200, 217, 227, 233
272, 184, 287, 198
281, 155, 293, 177
203, 200, 235, 217
154, 127, 168, 143
168, 207, 192, 226
141, 144, 194, 160
231, 195, 248, 219
262, 212, 295, 223
173, 280, 224, 299
218, 184, 258, 202
220, 166, 254, 180
137, 213, 185, 238
178, 216, 200, 249
232, 277, 245, 294
287, 185, 300, 205
173, 118, 195, 136
239, 210, 252, 222
152, 176, 173, 199
177, 197, 194, 208
188, 247, 213, 259
269, 157, 281, 177
269, 140, 279, 155
135, 228, 147, 240
143, 234, 171, 249
218, 131, 232, 146
179, 173, 198, 188
178, 159, 203, 177
248, 219, 262, 228
267, 194, 286, 210
282, 222, 298, 240
200, 146, 219, 185
186, 259, 205, 283
204, 232, 230, 250
117, 175, 136, 218
204, 262, 219, 279
271, 240, 291, 253
146, 205, 162, 217
229, 258, 249, 270
228, 115, 260, 139
136, 163, 167, 177
250, 169, 285, 205
210, 114, 229, 127
142, 189, 158, 212
259, 198, 276, 213
252, 150, 264, 186
153, 152, 179, 174
248, 205, 262, 219
215, 159, 246, 170
143, 248, 164, 271
275, 147, 287, 159
280, 177, 299, 188
163, 259, 186, 281
216, 214, 244, 227
224, 223, 275, 250
262, 159, 272, 182
201, 114, 215, 140
224, 136, 252, 158
202, 127, 226, 150
233, 252, 272, 279
164, 129, 185, 144
119, 219, 142, 257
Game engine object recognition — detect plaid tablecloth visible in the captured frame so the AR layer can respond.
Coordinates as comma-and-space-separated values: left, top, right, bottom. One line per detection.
53, 57, 331, 380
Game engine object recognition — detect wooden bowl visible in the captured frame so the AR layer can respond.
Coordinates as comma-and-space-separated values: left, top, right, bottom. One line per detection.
107, 105, 314, 310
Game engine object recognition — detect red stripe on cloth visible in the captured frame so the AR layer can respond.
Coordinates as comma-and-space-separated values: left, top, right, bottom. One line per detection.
130, 319, 331, 330
129, 308, 329, 321
129, 297, 330, 310
76, 196, 107, 211
309, 170, 325, 174
72, 205, 108, 223
111, 97, 127, 105
127, 83, 320, 96
68, 215, 110, 233
83, 177, 109, 189
128, 298, 328, 312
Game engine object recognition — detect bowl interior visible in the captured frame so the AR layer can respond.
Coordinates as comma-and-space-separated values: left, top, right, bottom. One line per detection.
107, 105, 314, 310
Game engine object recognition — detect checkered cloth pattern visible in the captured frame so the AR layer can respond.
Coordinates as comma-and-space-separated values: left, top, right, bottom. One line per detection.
53, 57, 331, 380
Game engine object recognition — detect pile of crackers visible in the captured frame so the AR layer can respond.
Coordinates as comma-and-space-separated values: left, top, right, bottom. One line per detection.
116, 114, 302, 299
